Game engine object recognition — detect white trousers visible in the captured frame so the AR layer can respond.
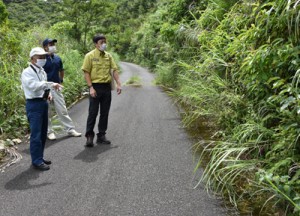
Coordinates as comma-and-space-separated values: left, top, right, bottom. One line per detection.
48, 89, 75, 133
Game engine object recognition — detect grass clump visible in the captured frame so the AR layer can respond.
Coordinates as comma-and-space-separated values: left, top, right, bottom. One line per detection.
124, 75, 142, 87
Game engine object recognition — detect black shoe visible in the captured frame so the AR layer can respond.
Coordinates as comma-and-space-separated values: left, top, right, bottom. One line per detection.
32, 163, 50, 171
96, 135, 111, 144
43, 159, 52, 165
85, 135, 94, 147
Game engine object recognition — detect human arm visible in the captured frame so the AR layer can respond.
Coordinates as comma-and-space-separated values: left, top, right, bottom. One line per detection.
21, 68, 62, 98
83, 70, 97, 98
58, 56, 64, 83
21, 69, 49, 92
109, 54, 122, 95
47, 83, 63, 101
112, 70, 122, 95
82, 53, 97, 97
59, 70, 64, 83
48, 92, 53, 101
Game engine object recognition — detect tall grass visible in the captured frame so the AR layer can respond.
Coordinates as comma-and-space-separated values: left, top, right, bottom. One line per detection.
129, 0, 300, 214
0, 25, 85, 138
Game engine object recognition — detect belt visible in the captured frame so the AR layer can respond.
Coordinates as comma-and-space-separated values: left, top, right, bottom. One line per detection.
26, 98, 44, 101
92, 83, 110, 86
92, 83, 111, 90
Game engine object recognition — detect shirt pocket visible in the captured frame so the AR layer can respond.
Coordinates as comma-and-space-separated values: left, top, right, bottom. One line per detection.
92, 58, 110, 70
100, 57, 110, 70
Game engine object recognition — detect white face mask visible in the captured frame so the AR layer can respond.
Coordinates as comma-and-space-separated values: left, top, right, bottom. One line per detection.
48, 45, 57, 53
36, 59, 47, 67
99, 43, 107, 51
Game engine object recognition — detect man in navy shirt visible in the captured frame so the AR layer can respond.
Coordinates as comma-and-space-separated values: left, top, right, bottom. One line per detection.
43, 38, 81, 140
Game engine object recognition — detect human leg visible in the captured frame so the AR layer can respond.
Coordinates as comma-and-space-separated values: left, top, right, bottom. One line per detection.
26, 100, 48, 166
96, 89, 111, 144
86, 96, 100, 137
97, 90, 111, 136
47, 101, 56, 140
51, 90, 76, 131
41, 102, 48, 159
47, 101, 54, 133
85, 95, 100, 147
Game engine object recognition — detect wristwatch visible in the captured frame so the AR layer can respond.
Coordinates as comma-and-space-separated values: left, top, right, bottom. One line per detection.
88, 85, 93, 88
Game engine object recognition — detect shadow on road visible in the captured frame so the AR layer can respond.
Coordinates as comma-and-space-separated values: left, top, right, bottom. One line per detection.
4, 167, 52, 191
73, 145, 118, 163
21, 135, 73, 155
45, 135, 73, 148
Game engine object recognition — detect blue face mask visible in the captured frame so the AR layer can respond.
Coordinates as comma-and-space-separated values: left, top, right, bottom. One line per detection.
99, 43, 107, 51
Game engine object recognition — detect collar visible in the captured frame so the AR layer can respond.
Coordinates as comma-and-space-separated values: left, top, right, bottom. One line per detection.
95, 48, 106, 56
30, 63, 41, 71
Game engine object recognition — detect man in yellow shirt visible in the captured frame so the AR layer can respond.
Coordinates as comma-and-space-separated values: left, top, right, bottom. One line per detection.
82, 34, 122, 147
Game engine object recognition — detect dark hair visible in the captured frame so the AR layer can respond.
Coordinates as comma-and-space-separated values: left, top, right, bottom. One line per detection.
93, 34, 106, 44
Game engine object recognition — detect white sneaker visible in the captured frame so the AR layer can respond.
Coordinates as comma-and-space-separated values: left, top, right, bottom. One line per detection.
68, 129, 82, 137
47, 132, 56, 140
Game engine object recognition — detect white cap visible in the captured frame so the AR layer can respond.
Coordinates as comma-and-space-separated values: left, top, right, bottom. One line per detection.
29, 47, 48, 58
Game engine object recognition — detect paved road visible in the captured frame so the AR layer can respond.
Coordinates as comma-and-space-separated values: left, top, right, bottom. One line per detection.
0, 62, 226, 216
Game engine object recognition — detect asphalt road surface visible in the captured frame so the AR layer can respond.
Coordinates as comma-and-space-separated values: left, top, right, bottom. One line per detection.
0, 62, 227, 216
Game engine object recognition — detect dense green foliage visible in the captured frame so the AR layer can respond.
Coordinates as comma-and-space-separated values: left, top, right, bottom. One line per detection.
128, 0, 300, 215
2, 0, 300, 214
4, 0, 156, 54
5, 0, 62, 29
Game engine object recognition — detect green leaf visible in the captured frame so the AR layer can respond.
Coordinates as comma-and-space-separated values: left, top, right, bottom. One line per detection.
280, 96, 295, 111
273, 79, 285, 89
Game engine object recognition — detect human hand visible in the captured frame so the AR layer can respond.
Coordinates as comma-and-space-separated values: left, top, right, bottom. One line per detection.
52, 83, 63, 91
117, 85, 122, 95
90, 86, 97, 98
48, 94, 53, 101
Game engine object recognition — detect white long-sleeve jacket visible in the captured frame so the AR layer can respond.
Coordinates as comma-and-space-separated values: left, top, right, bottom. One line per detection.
21, 63, 52, 99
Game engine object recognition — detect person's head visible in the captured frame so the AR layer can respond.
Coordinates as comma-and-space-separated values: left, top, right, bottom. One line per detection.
93, 34, 107, 51
42, 38, 57, 53
30, 47, 48, 68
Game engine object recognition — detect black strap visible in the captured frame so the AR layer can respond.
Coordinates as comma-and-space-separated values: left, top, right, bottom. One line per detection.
30, 65, 42, 81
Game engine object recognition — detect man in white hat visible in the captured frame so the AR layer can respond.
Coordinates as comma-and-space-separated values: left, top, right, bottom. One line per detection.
21, 47, 62, 171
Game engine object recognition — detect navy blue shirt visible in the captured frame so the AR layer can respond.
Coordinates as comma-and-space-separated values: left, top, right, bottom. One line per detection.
43, 54, 64, 83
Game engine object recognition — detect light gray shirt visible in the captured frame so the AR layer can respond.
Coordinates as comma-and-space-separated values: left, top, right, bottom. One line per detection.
21, 63, 52, 99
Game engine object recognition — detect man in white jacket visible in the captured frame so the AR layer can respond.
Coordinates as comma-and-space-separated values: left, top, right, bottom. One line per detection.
21, 47, 62, 170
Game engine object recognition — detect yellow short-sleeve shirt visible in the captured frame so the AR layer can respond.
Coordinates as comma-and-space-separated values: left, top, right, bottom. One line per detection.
81, 48, 118, 83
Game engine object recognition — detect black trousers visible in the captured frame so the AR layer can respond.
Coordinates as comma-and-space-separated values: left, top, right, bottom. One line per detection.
85, 83, 111, 138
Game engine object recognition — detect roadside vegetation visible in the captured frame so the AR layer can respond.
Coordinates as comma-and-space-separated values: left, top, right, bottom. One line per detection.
1, 0, 300, 214
128, 0, 300, 215
124, 75, 142, 87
